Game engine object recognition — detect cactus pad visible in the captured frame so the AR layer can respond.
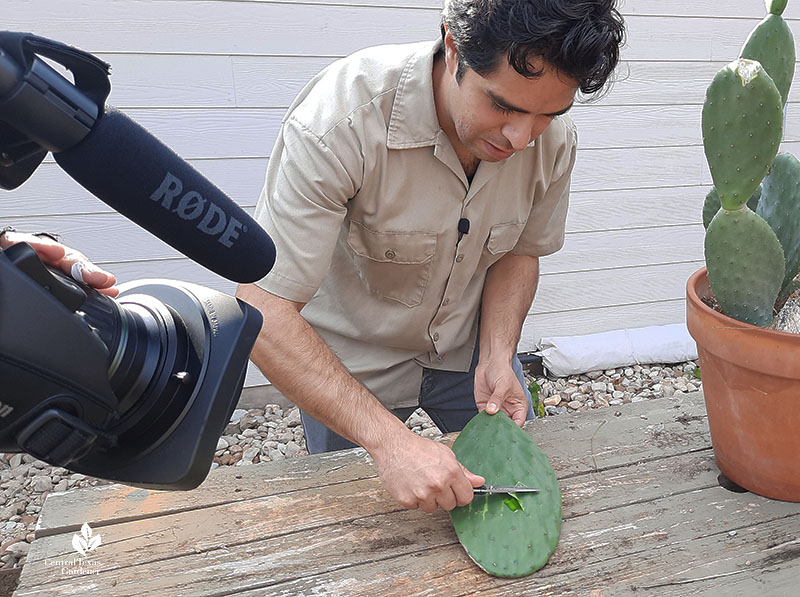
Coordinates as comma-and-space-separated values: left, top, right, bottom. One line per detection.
705, 206, 785, 326
767, 0, 788, 15
449, 411, 561, 578
740, 13, 795, 106
757, 153, 800, 291
702, 185, 761, 229
702, 59, 783, 210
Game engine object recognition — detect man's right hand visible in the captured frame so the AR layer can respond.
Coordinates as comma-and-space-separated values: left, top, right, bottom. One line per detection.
370, 430, 485, 513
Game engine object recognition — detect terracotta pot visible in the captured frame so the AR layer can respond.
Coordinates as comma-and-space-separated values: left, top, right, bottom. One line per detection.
686, 267, 800, 501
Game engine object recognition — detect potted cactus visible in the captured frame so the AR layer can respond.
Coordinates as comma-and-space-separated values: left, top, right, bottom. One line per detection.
686, 0, 800, 501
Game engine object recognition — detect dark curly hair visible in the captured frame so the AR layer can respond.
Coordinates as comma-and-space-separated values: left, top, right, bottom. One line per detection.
441, 0, 625, 95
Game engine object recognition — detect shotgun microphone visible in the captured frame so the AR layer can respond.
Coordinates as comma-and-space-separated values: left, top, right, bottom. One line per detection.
54, 108, 276, 284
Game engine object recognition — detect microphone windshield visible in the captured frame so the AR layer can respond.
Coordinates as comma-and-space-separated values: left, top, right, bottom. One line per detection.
54, 108, 275, 283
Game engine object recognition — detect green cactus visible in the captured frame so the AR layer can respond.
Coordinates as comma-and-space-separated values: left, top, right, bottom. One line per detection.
757, 153, 800, 290
702, 185, 761, 229
705, 206, 785, 326
768, 0, 788, 16
449, 411, 560, 578
701, 1, 799, 327
740, 5, 796, 105
702, 59, 783, 211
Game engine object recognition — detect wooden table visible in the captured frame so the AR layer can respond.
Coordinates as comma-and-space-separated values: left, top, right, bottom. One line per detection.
14, 392, 800, 596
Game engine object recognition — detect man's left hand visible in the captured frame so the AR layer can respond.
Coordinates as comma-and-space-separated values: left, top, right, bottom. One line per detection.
474, 359, 528, 426
0, 230, 119, 297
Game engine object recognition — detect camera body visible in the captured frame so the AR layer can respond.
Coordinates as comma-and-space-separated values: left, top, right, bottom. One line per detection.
0, 242, 263, 489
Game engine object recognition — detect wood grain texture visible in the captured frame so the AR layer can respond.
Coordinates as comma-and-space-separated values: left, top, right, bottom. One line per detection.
17, 393, 800, 596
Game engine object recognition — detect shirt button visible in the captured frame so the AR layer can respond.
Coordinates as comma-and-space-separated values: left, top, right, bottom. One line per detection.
385, 249, 396, 260
455, 254, 464, 262
433, 332, 440, 342
442, 298, 450, 306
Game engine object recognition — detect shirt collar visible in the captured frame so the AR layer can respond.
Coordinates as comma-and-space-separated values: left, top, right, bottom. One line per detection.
387, 40, 442, 149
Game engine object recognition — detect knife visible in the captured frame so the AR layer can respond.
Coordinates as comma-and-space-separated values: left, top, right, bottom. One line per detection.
473, 484, 540, 494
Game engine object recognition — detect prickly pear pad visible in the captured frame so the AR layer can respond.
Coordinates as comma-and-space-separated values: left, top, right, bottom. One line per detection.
702, 59, 783, 210
705, 206, 785, 326
449, 411, 561, 578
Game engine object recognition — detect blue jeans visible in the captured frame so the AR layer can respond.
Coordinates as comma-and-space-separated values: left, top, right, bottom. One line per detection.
300, 342, 535, 454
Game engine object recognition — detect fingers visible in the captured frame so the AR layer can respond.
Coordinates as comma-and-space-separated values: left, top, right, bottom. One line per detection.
375, 435, 480, 513
0, 231, 119, 296
475, 365, 529, 427
67, 259, 119, 296
0, 231, 66, 262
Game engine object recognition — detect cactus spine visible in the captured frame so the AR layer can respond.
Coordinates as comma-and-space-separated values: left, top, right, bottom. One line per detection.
702, 1, 799, 326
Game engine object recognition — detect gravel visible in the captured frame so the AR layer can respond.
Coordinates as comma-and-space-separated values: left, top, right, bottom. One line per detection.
0, 359, 701, 573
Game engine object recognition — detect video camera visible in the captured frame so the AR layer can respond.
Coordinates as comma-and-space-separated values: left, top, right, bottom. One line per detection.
0, 32, 275, 489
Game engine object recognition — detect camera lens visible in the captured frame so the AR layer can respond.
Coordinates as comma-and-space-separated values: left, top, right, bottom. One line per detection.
78, 290, 201, 451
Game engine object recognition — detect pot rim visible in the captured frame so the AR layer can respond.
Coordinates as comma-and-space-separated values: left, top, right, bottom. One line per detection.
687, 267, 800, 342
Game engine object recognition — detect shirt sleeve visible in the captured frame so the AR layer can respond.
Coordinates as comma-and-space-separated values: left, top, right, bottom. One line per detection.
512, 115, 578, 257
252, 116, 363, 302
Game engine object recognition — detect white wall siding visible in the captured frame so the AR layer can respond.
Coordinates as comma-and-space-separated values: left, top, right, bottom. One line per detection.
3, 1, 798, 386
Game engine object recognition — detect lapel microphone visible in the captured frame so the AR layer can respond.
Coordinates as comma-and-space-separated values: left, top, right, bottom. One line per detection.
457, 217, 470, 245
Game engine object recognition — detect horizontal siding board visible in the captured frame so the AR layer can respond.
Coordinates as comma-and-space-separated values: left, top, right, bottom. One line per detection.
231, 55, 339, 107
107, 257, 698, 368
519, 299, 689, 352
606, 62, 800, 107
4, 159, 267, 217
3, 2, 441, 55
12, 103, 794, 163
533, 261, 703, 315
82, 105, 800, 158
1, 212, 703, 276
122, 108, 283, 159
98, 54, 237, 107
0, 210, 259, 265
541, 225, 705, 276
572, 145, 708, 190
84, 57, 800, 109
12, 140, 800, 218
21, 105, 779, 162
4, 5, 783, 62
566, 186, 707, 233
621, 0, 800, 19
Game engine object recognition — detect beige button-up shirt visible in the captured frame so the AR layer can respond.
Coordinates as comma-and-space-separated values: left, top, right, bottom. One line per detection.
254, 40, 577, 408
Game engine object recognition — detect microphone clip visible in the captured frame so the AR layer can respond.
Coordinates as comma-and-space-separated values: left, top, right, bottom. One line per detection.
0, 31, 111, 190
457, 217, 470, 245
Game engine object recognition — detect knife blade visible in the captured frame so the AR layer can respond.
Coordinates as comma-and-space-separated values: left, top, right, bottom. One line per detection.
473, 484, 540, 494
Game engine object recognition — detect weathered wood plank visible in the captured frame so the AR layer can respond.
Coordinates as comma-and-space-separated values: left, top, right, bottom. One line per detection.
18, 448, 723, 596
228, 492, 800, 597
35, 395, 708, 535
35, 449, 377, 537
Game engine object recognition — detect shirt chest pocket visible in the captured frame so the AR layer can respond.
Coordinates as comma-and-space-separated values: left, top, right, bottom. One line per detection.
477, 221, 526, 271
346, 221, 437, 307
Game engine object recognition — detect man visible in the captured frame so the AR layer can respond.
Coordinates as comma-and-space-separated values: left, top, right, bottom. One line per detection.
237, 0, 624, 513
